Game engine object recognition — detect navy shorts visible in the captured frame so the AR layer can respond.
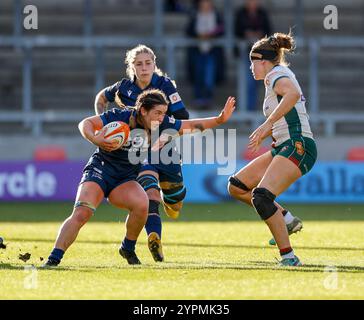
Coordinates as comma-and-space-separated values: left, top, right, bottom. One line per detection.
80, 161, 139, 198
140, 162, 183, 184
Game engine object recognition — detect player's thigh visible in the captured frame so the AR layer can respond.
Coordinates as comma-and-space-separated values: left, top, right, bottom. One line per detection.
75, 181, 105, 208
232, 150, 273, 190
108, 180, 149, 211
257, 155, 302, 197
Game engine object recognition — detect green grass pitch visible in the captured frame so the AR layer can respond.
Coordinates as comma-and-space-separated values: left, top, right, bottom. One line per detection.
0, 202, 363, 299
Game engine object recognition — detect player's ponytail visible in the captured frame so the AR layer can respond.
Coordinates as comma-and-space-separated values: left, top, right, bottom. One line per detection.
273, 32, 295, 52
251, 31, 295, 66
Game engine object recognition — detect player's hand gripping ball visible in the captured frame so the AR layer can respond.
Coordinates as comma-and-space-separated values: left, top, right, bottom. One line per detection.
103, 121, 130, 149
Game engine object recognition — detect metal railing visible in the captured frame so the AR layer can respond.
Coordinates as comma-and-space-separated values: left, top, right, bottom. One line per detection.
1, 34, 364, 136
1, 0, 364, 137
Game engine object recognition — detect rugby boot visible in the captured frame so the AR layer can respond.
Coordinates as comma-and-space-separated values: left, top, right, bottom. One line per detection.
163, 202, 180, 219
119, 247, 141, 265
148, 232, 164, 262
279, 255, 302, 267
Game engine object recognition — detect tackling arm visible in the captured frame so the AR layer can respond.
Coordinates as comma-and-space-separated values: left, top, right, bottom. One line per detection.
179, 96, 235, 134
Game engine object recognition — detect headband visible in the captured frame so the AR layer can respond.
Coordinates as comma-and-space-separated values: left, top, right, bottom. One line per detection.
250, 49, 278, 61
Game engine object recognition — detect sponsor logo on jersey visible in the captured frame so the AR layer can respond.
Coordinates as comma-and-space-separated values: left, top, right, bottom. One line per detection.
127, 90, 132, 97
169, 92, 181, 104
168, 117, 176, 124
295, 141, 305, 156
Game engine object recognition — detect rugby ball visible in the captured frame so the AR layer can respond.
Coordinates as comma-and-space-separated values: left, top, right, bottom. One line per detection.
103, 121, 130, 149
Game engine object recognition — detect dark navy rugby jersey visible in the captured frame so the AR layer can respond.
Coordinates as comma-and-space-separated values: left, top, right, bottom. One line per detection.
104, 73, 188, 118
93, 108, 182, 173
86, 109, 140, 178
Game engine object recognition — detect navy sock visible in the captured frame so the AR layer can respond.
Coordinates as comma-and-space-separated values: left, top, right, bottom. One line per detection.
122, 237, 136, 252
48, 248, 64, 263
145, 200, 162, 238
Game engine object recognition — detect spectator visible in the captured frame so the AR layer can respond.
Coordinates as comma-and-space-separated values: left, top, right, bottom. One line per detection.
235, 0, 271, 111
186, 0, 225, 109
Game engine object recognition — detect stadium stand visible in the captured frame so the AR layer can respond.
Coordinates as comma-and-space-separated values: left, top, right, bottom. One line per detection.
0, 0, 363, 150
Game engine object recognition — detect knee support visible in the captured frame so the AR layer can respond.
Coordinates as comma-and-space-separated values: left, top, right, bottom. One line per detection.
137, 174, 160, 192
74, 201, 96, 213
228, 176, 251, 191
162, 184, 186, 204
251, 187, 277, 220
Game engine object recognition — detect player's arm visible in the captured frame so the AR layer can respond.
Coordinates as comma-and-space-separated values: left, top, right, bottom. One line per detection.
152, 97, 235, 151
179, 96, 235, 133
171, 107, 190, 120
164, 78, 190, 120
248, 77, 300, 152
78, 115, 119, 152
94, 81, 121, 115
267, 77, 301, 124
94, 89, 110, 115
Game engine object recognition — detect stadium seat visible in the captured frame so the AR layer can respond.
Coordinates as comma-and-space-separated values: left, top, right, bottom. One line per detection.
241, 146, 270, 161
346, 147, 364, 162
33, 145, 67, 161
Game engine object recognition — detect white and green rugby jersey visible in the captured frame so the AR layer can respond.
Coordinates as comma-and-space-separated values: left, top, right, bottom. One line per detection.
263, 65, 313, 147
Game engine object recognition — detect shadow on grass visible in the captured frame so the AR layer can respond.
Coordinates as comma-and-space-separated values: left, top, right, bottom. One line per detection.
1, 203, 364, 222
0, 263, 71, 271
7, 238, 364, 253
2, 260, 362, 274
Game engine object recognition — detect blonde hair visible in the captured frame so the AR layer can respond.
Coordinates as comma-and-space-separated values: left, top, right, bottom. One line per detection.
251, 32, 295, 66
125, 44, 164, 80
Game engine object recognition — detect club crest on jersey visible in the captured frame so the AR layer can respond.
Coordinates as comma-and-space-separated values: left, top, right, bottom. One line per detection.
295, 141, 305, 156
265, 79, 270, 86
127, 90, 132, 97
169, 92, 181, 104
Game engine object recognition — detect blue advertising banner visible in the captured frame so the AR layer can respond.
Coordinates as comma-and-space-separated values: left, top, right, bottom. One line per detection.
0, 161, 364, 203
183, 161, 364, 203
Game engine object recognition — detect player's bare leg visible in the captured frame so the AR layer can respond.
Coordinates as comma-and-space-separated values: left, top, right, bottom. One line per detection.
255, 155, 302, 266
228, 151, 303, 245
43, 182, 104, 267
109, 181, 149, 265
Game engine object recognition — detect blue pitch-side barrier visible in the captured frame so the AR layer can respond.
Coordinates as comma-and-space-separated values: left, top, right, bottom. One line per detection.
0, 161, 364, 203
184, 161, 364, 203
